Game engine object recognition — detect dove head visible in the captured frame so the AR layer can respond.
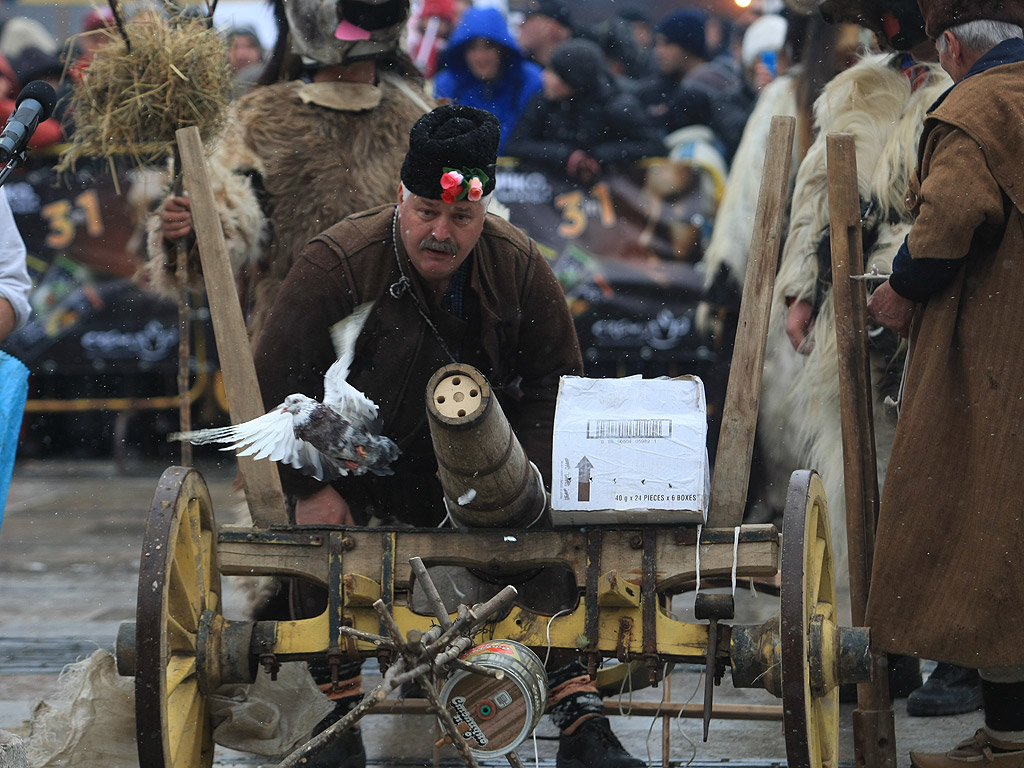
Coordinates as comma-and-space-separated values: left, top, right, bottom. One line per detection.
283, 394, 317, 421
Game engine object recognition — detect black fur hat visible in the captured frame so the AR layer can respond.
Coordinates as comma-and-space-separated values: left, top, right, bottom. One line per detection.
401, 105, 500, 202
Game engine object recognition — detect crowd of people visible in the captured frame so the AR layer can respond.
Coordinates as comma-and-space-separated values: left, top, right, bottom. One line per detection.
2, 1, 1024, 767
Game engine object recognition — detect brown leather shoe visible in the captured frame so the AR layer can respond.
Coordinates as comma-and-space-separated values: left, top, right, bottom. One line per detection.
911, 729, 1024, 768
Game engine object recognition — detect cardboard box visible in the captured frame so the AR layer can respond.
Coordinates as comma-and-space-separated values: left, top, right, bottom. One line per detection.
550, 375, 709, 525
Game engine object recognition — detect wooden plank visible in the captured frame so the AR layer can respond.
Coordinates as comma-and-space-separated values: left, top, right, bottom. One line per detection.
175, 126, 288, 527
826, 132, 896, 767
709, 115, 796, 527
216, 526, 780, 594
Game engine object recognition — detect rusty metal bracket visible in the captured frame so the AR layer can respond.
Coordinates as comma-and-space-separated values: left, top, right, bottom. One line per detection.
329, 532, 346, 662
584, 530, 602, 678
615, 617, 634, 662
641, 531, 659, 684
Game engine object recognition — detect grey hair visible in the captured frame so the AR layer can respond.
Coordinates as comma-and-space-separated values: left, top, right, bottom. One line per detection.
937, 19, 1023, 56
399, 182, 493, 212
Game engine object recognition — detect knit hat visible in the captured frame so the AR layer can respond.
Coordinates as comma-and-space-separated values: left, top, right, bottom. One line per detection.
401, 105, 500, 202
523, 0, 573, 30
618, 9, 652, 26
741, 14, 788, 66
656, 9, 709, 60
917, 0, 1024, 36
83, 9, 115, 33
549, 38, 606, 95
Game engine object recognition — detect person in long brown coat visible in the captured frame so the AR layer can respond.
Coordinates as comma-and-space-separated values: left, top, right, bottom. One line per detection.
865, 2, 1024, 764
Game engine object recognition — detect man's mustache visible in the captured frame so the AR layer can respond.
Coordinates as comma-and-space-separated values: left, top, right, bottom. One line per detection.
419, 237, 458, 254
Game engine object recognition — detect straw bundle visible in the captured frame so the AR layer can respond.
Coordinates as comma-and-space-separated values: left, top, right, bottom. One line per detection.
57, 11, 231, 172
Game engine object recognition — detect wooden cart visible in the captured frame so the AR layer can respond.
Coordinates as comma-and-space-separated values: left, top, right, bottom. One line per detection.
112, 118, 887, 768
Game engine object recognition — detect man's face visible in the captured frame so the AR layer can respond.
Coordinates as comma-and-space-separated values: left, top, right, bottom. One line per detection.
631, 21, 653, 50
465, 37, 503, 81
654, 35, 688, 77
397, 186, 486, 291
519, 14, 560, 62
228, 35, 262, 72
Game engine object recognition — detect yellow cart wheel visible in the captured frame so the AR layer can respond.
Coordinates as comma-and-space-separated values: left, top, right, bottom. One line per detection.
135, 466, 220, 768
781, 470, 839, 768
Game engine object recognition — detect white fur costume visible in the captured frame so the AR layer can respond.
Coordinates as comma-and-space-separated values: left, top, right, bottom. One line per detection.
771, 53, 950, 623
144, 76, 433, 342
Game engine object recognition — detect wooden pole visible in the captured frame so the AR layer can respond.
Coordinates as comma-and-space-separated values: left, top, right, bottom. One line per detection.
362, 698, 784, 720
172, 147, 192, 467
175, 126, 287, 527
175, 240, 192, 467
708, 115, 795, 528
826, 132, 896, 768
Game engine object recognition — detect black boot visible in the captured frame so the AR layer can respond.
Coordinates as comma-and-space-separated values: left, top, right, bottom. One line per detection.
303, 699, 367, 768
556, 716, 644, 768
907, 664, 983, 717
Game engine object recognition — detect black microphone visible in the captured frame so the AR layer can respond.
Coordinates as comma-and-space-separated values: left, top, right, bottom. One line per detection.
0, 81, 57, 164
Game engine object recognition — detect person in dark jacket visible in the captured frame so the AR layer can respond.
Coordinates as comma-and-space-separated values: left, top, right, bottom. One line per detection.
504, 38, 665, 184
637, 8, 754, 163
256, 103, 645, 768
433, 7, 543, 153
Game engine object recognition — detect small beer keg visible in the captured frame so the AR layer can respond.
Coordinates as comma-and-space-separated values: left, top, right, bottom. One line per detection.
438, 640, 548, 757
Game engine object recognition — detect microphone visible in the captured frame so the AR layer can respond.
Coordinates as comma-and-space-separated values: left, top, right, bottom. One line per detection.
0, 81, 57, 164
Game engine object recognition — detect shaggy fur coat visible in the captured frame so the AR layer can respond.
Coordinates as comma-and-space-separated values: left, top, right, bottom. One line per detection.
144, 73, 434, 341
770, 53, 951, 623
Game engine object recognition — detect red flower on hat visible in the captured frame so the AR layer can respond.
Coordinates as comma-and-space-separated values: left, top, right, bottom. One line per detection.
440, 166, 490, 204
440, 170, 464, 189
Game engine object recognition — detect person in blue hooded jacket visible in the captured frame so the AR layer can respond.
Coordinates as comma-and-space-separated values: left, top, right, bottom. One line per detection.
433, 7, 543, 153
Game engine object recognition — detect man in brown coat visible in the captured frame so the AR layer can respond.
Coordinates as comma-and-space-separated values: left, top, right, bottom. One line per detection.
865, 2, 1024, 765
254, 104, 645, 768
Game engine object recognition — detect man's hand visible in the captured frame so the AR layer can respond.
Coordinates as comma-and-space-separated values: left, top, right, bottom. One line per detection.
867, 279, 916, 338
0, 297, 15, 343
786, 299, 816, 354
160, 195, 194, 242
295, 485, 354, 526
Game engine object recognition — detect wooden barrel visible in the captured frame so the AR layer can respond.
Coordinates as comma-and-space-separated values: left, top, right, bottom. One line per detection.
426, 364, 546, 528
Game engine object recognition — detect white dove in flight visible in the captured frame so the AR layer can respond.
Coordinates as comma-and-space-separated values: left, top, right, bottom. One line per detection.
170, 302, 400, 481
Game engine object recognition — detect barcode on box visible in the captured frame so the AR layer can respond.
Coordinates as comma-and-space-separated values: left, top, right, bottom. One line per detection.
586, 419, 673, 439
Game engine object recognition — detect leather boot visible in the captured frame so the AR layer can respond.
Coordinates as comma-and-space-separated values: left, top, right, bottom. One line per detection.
556, 716, 644, 768
303, 699, 367, 768
908, 664, 984, 717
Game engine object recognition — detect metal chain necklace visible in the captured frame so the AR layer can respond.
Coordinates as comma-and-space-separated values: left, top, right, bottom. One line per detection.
389, 205, 458, 364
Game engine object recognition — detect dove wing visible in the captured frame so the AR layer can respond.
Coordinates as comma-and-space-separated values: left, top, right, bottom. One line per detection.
170, 409, 345, 482
324, 302, 374, 402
